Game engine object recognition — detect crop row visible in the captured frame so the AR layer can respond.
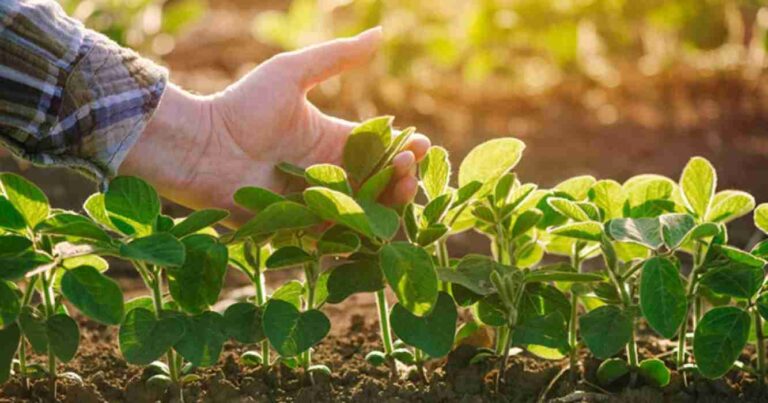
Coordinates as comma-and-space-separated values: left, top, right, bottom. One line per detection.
0, 116, 766, 400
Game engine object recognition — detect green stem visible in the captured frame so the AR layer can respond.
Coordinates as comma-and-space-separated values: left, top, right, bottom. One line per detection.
496, 325, 514, 392
755, 307, 766, 385
18, 275, 38, 389
568, 252, 582, 380
246, 242, 271, 366
603, 253, 638, 369
302, 259, 319, 382
40, 272, 56, 400
375, 289, 398, 379
677, 244, 705, 368
147, 267, 184, 402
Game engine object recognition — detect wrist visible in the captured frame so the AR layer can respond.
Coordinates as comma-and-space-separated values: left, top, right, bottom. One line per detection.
121, 83, 212, 199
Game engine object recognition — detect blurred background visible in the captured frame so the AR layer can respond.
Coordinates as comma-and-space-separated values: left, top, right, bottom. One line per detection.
7, 0, 768, 253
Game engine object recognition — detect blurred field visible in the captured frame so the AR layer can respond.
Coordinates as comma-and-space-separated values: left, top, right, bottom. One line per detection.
12, 0, 768, 256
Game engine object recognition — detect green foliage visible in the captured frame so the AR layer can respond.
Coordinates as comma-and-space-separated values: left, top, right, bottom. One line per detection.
639, 257, 686, 338
390, 292, 457, 358
262, 299, 330, 357
693, 307, 750, 379
579, 305, 632, 359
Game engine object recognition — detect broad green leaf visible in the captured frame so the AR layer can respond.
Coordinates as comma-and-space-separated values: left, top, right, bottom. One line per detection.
416, 224, 449, 246
276, 162, 306, 178
379, 126, 415, 170
419, 146, 451, 200
83, 193, 119, 232
588, 180, 627, 221
0, 197, 26, 231
607, 217, 662, 249
436, 254, 497, 295
390, 292, 457, 358
706, 191, 754, 223
494, 173, 517, 206
343, 116, 393, 182
452, 181, 483, 207
35, 213, 112, 244
120, 233, 186, 267
536, 192, 573, 229
0, 324, 19, 383
61, 266, 124, 325
638, 358, 671, 387
758, 294, 768, 321
0, 280, 19, 328
473, 294, 506, 327
547, 198, 592, 222
357, 166, 394, 202
510, 209, 543, 240
524, 271, 603, 283
105, 176, 160, 236
317, 227, 360, 255
513, 311, 569, 352
174, 311, 226, 367
515, 239, 545, 268
693, 306, 750, 379
623, 175, 676, 217
458, 138, 525, 187
0, 251, 52, 281
639, 257, 687, 338
119, 308, 185, 365
167, 235, 228, 314
755, 204, 768, 235
422, 193, 454, 226
0, 235, 30, 257
233, 201, 321, 241
262, 299, 330, 357
679, 157, 716, 219
326, 258, 384, 304
18, 307, 47, 353
659, 213, 694, 249
271, 280, 304, 309
170, 209, 229, 238
305, 164, 352, 195
304, 187, 372, 237
699, 262, 764, 300
550, 221, 603, 242
46, 314, 79, 362
266, 246, 313, 269
379, 242, 439, 316
360, 200, 399, 240
0, 173, 49, 228
223, 302, 264, 344
579, 305, 632, 359
233, 187, 284, 213
124, 296, 154, 313
597, 358, 629, 386
554, 175, 596, 201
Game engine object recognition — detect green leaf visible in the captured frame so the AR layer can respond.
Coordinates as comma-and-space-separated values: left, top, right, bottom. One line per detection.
326, 258, 384, 304
105, 176, 160, 236
61, 266, 124, 325
18, 307, 47, 353
547, 198, 592, 222
0, 251, 52, 281
755, 204, 768, 234
233, 201, 321, 241
119, 308, 185, 365
607, 217, 662, 249
474, 294, 506, 327
357, 166, 394, 202
597, 358, 629, 386
588, 180, 627, 221
170, 209, 229, 238
693, 306, 750, 379
83, 193, 120, 232
360, 200, 399, 240
513, 311, 569, 351
120, 233, 186, 267
416, 224, 449, 246
266, 246, 313, 269
0, 324, 19, 383
699, 262, 764, 300
623, 174, 675, 217
124, 296, 154, 313
35, 213, 112, 244
223, 302, 265, 344
305, 164, 353, 195
639, 257, 687, 338
174, 311, 226, 367
419, 146, 451, 200
167, 235, 228, 314
343, 116, 393, 182
679, 157, 716, 219
262, 299, 330, 357
46, 314, 79, 362
303, 187, 372, 237
379, 242, 439, 316
0, 280, 20, 328
390, 292, 457, 358
422, 193, 454, 226
638, 358, 671, 387
579, 305, 632, 359
458, 138, 525, 188
276, 162, 306, 178
317, 227, 360, 255
436, 255, 497, 296
758, 294, 768, 321
233, 187, 284, 213
550, 221, 603, 242
0, 197, 27, 231
659, 213, 694, 249
271, 280, 304, 309
524, 271, 603, 283
0, 173, 49, 228
705, 191, 754, 223
554, 175, 596, 201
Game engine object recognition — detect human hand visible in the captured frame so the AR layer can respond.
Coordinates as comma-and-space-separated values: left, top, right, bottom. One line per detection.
123, 28, 430, 226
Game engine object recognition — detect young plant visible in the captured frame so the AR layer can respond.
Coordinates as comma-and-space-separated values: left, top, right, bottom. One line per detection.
0, 173, 125, 400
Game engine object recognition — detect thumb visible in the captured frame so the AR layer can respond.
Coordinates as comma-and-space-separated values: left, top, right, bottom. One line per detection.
279, 27, 383, 90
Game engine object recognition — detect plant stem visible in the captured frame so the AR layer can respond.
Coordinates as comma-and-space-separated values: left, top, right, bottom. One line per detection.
302, 259, 318, 383
414, 348, 427, 382
436, 238, 450, 292
375, 289, 398, 379
246, 242, 271, 366
603, 251, 639, 370
147, 267, 184, 402
496, 325, 514, 393
677, 244, 705, 368
568, 252, 582, 381
755, 307, 766, 386
18, 275, 38, 390
40, 271, 56, 400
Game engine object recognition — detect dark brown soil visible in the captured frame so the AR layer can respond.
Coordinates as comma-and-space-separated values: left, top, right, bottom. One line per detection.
2, 311, 766, 403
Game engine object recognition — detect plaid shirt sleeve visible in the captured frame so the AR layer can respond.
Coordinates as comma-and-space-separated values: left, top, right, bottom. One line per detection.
0, 0, 168, 186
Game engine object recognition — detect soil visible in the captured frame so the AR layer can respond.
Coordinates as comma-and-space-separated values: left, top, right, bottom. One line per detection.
1, 310, 766, 403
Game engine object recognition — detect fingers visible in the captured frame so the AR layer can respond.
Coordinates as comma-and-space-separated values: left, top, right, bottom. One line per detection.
402, 133, 430, 162
279, 27, 383, 90
380, 176, 419, 206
